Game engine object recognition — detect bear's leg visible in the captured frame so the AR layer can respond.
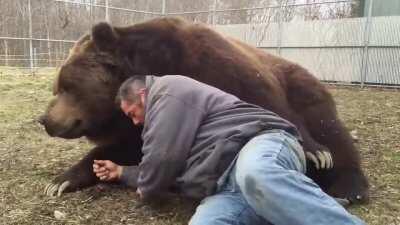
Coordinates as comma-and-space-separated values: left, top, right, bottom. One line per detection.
285, 112, 334, 170
281, 68, 369, 204
44, 143, 142, 197
302, 102, 369, 204
319, 121, 369, 204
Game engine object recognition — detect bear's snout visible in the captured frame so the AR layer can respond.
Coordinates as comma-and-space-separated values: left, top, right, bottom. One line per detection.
38, 113, 84, 139
38, 114, 46, 125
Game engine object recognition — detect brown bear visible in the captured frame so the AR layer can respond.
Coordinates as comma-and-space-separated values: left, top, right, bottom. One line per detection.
40, 17, 369, 203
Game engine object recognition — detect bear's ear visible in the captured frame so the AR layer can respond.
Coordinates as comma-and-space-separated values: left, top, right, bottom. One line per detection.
91, 22, 119, 52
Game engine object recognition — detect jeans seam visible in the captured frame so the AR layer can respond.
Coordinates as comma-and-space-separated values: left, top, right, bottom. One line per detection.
235, 203, 253, 225
268, 134, 286, 166
280, 133, 306, 173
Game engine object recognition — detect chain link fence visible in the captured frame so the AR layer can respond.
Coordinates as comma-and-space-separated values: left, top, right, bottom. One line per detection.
0, 0, 399, 87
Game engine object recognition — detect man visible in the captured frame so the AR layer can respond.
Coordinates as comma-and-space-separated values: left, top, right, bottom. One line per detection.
93, 75, 364, 225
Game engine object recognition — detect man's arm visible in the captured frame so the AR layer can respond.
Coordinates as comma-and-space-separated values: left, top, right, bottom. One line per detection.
138, 94, 204, 200
119, 166, 139, 187
93, 160, 138, 187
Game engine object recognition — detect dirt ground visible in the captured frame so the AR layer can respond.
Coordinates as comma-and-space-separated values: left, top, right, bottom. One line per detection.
0, 70, 399, 225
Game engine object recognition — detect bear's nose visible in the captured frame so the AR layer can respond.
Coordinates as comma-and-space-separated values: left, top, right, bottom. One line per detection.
37, 115, 46, 125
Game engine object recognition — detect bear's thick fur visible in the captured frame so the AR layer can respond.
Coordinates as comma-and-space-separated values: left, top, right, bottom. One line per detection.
40, 17, 368, 203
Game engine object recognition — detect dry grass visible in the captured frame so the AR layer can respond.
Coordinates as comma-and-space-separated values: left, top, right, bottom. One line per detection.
0, 70, 399, 225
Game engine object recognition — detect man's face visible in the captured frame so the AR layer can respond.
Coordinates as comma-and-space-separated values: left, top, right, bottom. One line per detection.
120, 91, 146, 125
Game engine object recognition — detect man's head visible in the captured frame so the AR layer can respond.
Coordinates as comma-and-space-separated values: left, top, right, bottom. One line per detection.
117, 76, 147, 125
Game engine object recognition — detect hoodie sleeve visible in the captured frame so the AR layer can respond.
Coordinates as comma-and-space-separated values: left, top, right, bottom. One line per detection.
119, 165, 139, 188
137, 94, 204, 200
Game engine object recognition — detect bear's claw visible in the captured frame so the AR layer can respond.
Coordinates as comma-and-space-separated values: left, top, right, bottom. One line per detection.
305, 150, 333, 170
44, 181, 70, 197
334, 197, 350, 206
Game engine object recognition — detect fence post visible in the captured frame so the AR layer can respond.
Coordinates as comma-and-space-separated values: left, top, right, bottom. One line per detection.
276, 1, 286, 56
361, 0, 374, 88
4, 40, 8, 67
212, 0, 217, 26
60, 42, 64, 68
33, 48, 37, 70
28, 0, 34, 75
47, 31, 52, 67
105, 0, 110, 22
88, 0, 94, 26
161, 0, 166, 16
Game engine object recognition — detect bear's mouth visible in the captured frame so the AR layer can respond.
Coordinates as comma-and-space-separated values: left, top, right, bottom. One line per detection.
42, 118, 86, 139
53, 119, 84, 139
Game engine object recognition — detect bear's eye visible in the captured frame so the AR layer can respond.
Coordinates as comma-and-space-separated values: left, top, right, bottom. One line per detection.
102, 63, 116, 74
59, 78, 77, 93
59, 84, 70, 93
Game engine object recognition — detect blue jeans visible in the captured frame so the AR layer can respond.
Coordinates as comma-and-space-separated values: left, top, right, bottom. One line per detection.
189, 130, 365, 225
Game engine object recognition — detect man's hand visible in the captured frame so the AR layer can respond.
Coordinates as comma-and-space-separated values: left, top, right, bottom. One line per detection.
93, 160, 123, 182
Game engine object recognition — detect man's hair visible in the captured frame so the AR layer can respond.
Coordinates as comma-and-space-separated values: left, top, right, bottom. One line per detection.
116, 75, 146, 105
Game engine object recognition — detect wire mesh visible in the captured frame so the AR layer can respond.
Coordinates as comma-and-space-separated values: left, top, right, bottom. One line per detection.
0, 0, 398, 87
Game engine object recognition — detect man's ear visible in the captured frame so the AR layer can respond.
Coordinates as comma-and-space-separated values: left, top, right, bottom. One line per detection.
91, 22, 119, 52
139, 88, 147, 106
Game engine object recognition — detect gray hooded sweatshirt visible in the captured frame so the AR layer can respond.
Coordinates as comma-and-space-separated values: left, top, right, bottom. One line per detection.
120, 75, 302, 200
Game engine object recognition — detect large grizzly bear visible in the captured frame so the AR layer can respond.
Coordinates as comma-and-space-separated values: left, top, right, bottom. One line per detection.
40, 17, 368, 203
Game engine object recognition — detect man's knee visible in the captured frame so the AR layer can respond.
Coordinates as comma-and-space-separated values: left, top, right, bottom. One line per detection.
234, 135, 284, 187
236, 132, 305, 176
234, 142, 293, 204
235, 162, 278, 203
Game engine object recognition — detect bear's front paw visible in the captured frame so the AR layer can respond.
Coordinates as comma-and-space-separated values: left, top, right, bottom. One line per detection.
327, 168, 369, 205
44, 180, 71, 197
305, 150, 333, 170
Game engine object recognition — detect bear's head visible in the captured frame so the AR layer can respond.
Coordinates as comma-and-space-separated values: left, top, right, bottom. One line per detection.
39, 18, 185, 139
